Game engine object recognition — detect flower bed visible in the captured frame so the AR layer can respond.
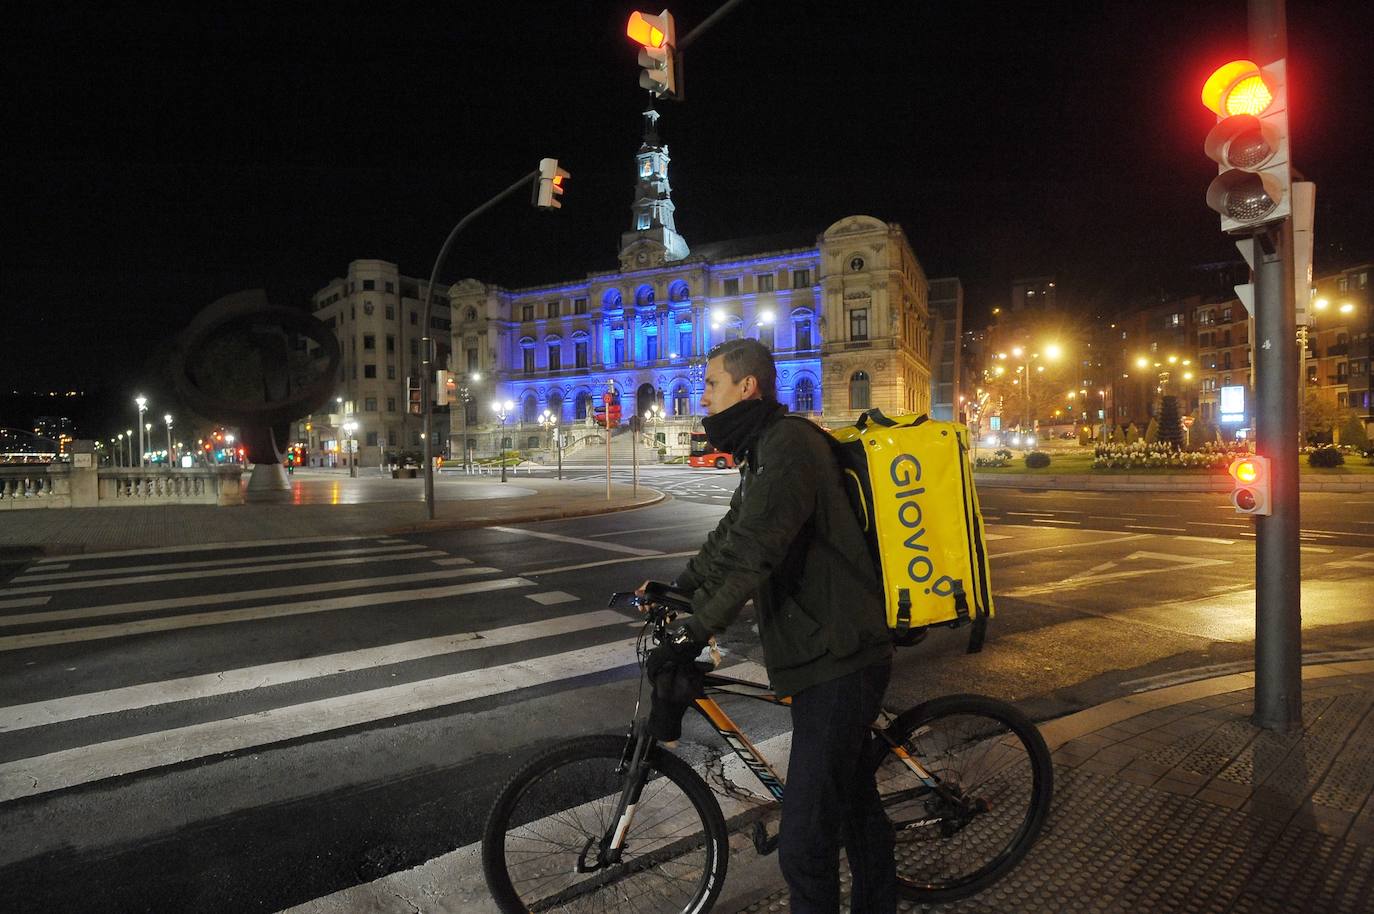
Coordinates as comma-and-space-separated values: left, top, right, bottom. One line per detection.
1091, 441, 1250, 470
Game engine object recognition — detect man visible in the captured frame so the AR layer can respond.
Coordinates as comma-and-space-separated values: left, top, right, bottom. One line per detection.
645, 338, 896, 913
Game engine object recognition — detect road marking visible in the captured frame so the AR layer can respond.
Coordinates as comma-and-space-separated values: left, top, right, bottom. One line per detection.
1300, 546, 1334, 554
0, 549, 443, 596
18, 563, 67, 573
30, 534, 395, 564
1003, 550, 1229, 597
489, 526, 662, 556
1327, 559, 1374, 570
1031, 518, 1080, 526
1302, 528, 1374, 539
983, 533, 1010, 541
1124, 525, 1188, 533
0, 637, 640, 802
1006, 511, 1056, 517
15, 544, 430, 583
522, 550, 699, 577
431, 557, 474, 566
0, 566, 504, 628
0, 609, 628, 732
526, 591, 579, 606
989, 533, 1151, 560
1177, 536, 1238, 545
0, 596, 50, 610
0, 575, 532, 652
588, 524, 694, 538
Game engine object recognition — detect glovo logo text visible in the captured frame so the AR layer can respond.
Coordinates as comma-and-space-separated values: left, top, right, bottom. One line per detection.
890, 453, 958, 597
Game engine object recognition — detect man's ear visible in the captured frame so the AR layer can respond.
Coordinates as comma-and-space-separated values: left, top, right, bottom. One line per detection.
741, 375, 757, 398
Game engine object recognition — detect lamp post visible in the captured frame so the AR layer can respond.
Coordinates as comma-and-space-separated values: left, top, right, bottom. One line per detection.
125, 429, 134, 467
1010, 343, 1062, 436
458, 372, 482, 471
226, 433, 236, 465
145, 423, 152, 465
492, 400, 513, 482
539, 408, 562, 480
342, 421, 357, 478
134, 396, 147, 466
116, 433, 124, 467
164, 415, 173, 466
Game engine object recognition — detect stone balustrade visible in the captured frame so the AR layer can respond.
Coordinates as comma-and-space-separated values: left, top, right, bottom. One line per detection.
0, 464, 244, 509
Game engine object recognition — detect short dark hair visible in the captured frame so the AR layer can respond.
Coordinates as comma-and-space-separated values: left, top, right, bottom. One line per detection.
707, 338, 777, 400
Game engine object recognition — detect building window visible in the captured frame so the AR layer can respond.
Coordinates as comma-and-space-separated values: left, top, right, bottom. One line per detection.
1221, 307, 1233, 322
466, 347, 478, 371
722, 278, 740, 296
523, 349, 535, 373
850, 308, 868, 341
409, 311, 418, 325
757, 273, 775, 292
1168, 313, 1182, 327
645, 334, 658, 361
614, 337, 625, 363
363, 279, 375, 291
364, 397, 377, 412
678, 329, 692, 357
1337, 363, 1348, 382
522, 304, 534, 322
410, 339, 419, 358
364, 364, 377, 378
547, 301, 559, 319
1307, 365, 1318, 382
548, 343, 561, 371
575, 393, 591, 419
637, 213, 651, 230
500, 436, 511, 450
385, 304, 394, 320
575, 341, 588, 368
1222, 352, 1232, 369
363, 334, 376, 350
366, 431, 379, 446
758, 323, 774, 349
387, 397, 396, 412
1338, 392, 1349, 408
849, 371, 871, 410
795, 377, 815, 412
792, 269, 811, 288
672, 384, 690, 416
796, 319, 812, 350
1337, 276, 1348, 292
383, 335, 394, 353
574, 297, 587, 314
640, 159, 652, 177
385, 281, 394, 293
385, 365, 395, 380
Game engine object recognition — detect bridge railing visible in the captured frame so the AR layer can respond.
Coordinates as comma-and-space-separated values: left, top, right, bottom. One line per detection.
0, 464, 243, 510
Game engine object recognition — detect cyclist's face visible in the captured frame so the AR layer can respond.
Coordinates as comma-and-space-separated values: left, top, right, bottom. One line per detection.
701, 356, 758, 415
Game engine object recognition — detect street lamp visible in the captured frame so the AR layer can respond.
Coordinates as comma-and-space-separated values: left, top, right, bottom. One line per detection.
145, 423, 152, 465
539, 408, 562, 480
492, 400, 513, 482
342, 422, 357, 478
116, 433, 124, 468
163, 414, 173, 466
134, 396, 147, 467
457, 372, 482, 471
1009, 343, 1061, 436
125, 429, 134, 467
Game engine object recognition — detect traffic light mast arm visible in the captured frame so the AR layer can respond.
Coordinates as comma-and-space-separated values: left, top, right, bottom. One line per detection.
676, 0, 748, 51
419, 167, 540, 518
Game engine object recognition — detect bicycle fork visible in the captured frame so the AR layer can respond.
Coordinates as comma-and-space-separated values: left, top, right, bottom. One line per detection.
576, 725, 655, 872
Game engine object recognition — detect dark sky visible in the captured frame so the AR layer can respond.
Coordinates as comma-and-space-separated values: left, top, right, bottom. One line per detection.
5, 0, 1373, 411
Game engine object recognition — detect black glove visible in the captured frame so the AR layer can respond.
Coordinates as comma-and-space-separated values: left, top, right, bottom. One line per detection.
647, 625, 707, 742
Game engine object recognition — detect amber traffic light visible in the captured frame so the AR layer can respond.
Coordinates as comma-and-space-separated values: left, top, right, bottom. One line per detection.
1202, 59, 1291, 233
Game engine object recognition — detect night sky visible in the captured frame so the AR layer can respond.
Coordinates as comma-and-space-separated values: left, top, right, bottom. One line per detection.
4, 1, 1372, 429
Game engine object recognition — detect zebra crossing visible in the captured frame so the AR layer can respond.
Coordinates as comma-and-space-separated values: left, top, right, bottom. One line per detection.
0, 533, 681, 912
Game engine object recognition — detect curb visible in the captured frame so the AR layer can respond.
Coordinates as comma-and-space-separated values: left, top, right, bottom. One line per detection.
380, 490, 669, 536
973, 473, 1374, 493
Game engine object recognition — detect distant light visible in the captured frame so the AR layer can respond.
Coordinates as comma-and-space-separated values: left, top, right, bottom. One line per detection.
759, 310, 775, 324
1313, 298, 1329, 311
1044, 343, 1062, 360
1339, 302, 1355, 314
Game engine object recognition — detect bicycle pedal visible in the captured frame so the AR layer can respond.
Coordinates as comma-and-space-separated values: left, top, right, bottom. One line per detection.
751, 820, 780, 856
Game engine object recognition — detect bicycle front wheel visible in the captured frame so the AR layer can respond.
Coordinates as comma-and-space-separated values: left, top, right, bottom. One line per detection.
876, 694, 1053, 904
482, 734, 728, 914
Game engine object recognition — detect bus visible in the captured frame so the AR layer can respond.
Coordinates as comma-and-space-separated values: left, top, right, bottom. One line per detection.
687, 431, 735, 469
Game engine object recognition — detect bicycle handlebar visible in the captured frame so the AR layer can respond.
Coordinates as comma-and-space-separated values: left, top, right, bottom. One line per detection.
607, 582, 694, 629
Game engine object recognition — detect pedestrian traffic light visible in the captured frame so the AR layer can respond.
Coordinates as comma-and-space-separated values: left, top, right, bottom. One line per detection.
627, 9, 678, 98
532, 157, 569, 210
1201, 59, 1290, 233
1227, 455, 1272, 516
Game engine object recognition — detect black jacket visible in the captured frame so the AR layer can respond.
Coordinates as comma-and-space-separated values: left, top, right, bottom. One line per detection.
677, 410, 892, 697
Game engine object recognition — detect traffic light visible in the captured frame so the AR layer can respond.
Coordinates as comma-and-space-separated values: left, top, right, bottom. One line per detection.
627, 9, 678, 98
1227, 455, 1272, 516
1201, 59, 1290, 233
532, 157, 569, 210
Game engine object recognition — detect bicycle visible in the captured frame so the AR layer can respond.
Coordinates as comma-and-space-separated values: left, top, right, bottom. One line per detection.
482, 586, 1053, 913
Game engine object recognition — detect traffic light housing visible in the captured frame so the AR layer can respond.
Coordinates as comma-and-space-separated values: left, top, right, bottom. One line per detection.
533, 157, 569, 210
1227, 455, 1272, 516
627, 9, 678, 98
1202, 59, 1290, 233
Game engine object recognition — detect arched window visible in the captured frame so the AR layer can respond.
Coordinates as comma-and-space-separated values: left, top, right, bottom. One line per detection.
795, 319, 813, 350
465, 307, 477, 321
795, 378, 815, 413
500, 436, 512, 450
849, 371, 870, 410
522, 394, 539, 424
757, 321, 774, 350
547, 391, 563, 420
671, 383, 691, 416
575, 392, 592, 419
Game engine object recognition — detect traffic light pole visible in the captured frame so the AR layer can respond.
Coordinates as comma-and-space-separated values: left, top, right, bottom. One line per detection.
420, 169, 539, 520
1248, 0, 1302, 732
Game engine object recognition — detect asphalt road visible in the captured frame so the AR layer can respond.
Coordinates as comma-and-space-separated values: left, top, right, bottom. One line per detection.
1, 474, 1371, 912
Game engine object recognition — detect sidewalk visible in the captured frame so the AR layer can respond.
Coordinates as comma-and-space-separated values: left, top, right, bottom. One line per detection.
0, 472, 665, 557
727, 659, 1374, 913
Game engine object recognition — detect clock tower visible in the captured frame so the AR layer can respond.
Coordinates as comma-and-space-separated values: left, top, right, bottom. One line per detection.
619, 105, 689, 271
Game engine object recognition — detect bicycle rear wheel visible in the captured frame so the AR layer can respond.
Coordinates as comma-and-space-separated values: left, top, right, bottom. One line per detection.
875, 694, 1053, 903
482, 734, 728, 914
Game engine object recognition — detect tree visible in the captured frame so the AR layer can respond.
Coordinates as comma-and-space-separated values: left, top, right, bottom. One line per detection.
1157, 396, 1185, 450
1337, 413, 1370, 450
1125, 422, 1140, 444
1301, 391, 1341, 445
1145, 417, 1159, 444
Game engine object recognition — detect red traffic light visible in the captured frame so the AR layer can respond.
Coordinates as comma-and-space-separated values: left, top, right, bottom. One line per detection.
626, 11, 666, 48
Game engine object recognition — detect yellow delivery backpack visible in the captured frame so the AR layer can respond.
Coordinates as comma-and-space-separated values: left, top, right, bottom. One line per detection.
818, 409, 994, 652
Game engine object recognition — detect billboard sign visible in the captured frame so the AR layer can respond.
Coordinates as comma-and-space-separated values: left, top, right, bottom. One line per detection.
1219, 385, 1246, 424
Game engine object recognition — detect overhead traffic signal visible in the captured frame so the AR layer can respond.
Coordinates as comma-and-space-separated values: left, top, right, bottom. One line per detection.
533, 157, 569, 210
1201, 59, 1290, 233
1227, 455, 1272, 516
627, 9, 678, 98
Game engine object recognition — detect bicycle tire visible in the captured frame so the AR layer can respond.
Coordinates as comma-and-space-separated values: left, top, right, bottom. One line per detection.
482, 734, 728, 914
875, 693, 1053, 904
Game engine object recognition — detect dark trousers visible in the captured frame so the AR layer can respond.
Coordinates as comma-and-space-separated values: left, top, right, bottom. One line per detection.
779, 662, 896, 913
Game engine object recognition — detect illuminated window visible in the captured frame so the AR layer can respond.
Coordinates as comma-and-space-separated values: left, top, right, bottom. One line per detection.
640, 159, 652, 177
796, 319, 812, 350
548, 343, 561, 371
850, 308, 868, 342
795, 378, 815, 412
637, 214, 651, 230
575, 341, 588, 368
645, 334, 658, 361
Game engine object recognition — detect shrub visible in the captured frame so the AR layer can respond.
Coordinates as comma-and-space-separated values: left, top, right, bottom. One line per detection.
1157, 396, 1184, 451
994, 448, 1013, 461
1145, 417, 1160, 444
1337, 414, 1370, 451
1125, 423, 1140, 444
974, 455, 1010, 468
1078, 425, 1093, 446
1024, 451, 1051, 469
1307, 446, 1345, 468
